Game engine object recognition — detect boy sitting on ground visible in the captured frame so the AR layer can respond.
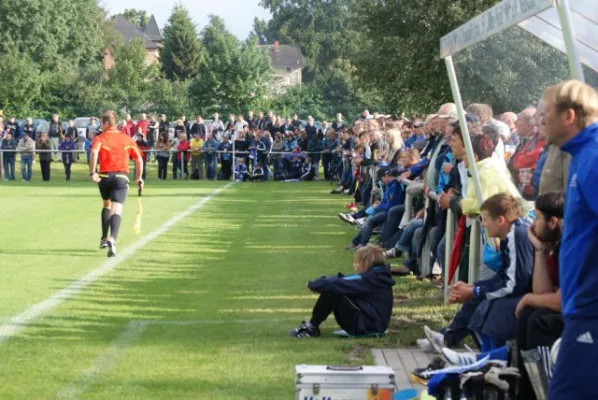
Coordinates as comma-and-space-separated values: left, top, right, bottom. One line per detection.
235, 158, 250, 182
288, 245, 395, 338
252, 164, 264, 182
421, 193, 534, 352
300, 155, 315, 181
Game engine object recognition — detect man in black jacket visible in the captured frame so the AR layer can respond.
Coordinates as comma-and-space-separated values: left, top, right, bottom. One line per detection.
158, 114, 170, 135
247, 110, 257, 130
48, 114, 63, 161
191, 115, 206, 139
305, 116, 317, 141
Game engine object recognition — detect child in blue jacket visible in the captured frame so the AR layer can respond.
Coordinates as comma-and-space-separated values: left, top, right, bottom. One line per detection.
288, 245, 395, 338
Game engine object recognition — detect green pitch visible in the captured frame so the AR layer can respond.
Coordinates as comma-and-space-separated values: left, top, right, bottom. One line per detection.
0, 165, 453, 399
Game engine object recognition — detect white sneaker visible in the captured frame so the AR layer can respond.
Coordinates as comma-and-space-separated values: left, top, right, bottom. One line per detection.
442, 347, 477, 366
424, 325, 445, 355
416, 338, 435, 353
338, 213, 356, 225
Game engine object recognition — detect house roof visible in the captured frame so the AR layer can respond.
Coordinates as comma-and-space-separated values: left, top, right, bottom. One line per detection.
258, 44, 305, 69
112, 15, 158, 49
140, 15, 163, 42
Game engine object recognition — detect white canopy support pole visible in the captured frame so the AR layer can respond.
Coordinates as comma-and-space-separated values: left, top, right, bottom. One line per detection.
444, 56, 484, 207
555, 0, 585, 82
469, 219, 481, 284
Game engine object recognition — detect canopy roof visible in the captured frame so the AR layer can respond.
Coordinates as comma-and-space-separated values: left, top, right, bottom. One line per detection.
441, 0, 598, 72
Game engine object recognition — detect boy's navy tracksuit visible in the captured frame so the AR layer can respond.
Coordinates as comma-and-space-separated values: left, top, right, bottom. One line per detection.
443, 218, 533, 348
549, 122, 598, 399
308, 266, 395, 335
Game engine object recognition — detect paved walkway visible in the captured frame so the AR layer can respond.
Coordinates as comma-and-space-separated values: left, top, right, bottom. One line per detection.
372, 348, 433, 391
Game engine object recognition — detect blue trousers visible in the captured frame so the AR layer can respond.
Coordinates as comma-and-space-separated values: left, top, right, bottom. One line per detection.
352, 211, 387, 246
3, 157, 15, 180
21, 156, 32, 181
549, 317, 598, 399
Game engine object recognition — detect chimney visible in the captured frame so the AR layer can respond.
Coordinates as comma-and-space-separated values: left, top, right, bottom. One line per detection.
274, 41, 280, 51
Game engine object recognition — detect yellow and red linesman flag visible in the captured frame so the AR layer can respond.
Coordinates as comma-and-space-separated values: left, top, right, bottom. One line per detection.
134, 185, 142, 235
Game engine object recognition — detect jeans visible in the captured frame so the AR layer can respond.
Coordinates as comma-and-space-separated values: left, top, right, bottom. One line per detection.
63, 162, 72, 180
50, 137, 60, 160
352, 211, 388, 246
381, 205, 405, 248
21, 156, 33, 181
147, 140, 155, 161
360, 180, 373, 208
206, 155, 217, 180
157, 156, 169, 179
3, 157, 15, 180
221, 159, 232, 180
395, 218, 423, 252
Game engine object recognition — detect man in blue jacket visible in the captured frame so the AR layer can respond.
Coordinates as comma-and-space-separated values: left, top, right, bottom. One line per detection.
347, 167, 403, 250
540, 80, 598, 399
288, 245, 394, 338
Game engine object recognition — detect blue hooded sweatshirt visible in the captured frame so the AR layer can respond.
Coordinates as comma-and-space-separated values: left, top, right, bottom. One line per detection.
559, 122, 598, 318
308, 266, 395, 335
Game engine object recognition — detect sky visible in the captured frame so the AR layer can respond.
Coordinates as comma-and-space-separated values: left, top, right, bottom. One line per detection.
102, 0, 271, 40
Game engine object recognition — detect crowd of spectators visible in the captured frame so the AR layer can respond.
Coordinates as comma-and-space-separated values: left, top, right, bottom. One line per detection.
0, 110, 348, 183
290, 80, 598, 399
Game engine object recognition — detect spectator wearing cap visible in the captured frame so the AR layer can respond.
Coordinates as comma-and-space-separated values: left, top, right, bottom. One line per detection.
405, 120, 425, 148
347, 167, 402, 250
510, 107, 545, 199
58, 134, 76, 181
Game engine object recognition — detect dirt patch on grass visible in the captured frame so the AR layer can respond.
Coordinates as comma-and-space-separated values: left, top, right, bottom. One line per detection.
348, 345, 369, 364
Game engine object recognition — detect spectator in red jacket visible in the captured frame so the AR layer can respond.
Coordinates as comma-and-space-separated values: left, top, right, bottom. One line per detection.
173, 132, 190, 180
511, 107, 546, 199
136, 113, 149, 136
123, 114, 136, 138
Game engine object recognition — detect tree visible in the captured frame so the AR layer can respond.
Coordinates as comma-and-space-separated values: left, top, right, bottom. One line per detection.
0, 52, 42, 114
161, 5, 203, 81
107, 39, 157, 113
190, 16, 272, 112
356, 0, 502, 112
118, 9, 149, 28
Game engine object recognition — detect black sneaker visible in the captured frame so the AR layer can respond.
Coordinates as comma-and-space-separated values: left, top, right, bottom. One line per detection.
107, 239, 117, 258
287, 321, 321, 338
100, 238, 109, 249
410, 356, 446, 385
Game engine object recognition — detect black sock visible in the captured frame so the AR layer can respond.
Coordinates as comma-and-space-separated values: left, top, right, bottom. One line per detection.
109, 214, 122, 241
101, 208, 111, 239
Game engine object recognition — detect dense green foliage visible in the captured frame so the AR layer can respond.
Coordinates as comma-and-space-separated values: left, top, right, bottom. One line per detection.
160, 5, 203, 81
0, 0, 589, 121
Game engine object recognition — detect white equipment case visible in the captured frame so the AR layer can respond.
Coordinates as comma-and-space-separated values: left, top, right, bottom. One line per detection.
295, 365, 396, 400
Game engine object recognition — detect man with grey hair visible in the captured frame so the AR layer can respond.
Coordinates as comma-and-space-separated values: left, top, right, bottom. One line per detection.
510, 107, 545, 199
499, 111, 519, 146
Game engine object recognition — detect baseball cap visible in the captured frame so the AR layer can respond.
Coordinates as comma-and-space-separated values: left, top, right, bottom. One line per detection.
377, 166, 392, 180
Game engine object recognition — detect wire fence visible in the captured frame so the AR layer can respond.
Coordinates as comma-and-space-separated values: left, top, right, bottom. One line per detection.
0, 148, 342, 182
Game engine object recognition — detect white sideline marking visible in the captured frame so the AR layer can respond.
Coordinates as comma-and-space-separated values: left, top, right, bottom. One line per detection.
55, 318, 296, 399
55, 320, 149, 400
0, 183, 234, 344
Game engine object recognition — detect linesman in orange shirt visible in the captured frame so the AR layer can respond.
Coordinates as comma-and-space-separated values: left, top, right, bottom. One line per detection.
89, 111, 144, 257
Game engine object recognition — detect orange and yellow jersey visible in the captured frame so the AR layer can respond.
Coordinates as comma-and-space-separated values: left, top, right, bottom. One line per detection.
91, 128, 142, 173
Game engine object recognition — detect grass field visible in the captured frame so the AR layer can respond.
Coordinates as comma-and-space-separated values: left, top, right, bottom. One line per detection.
0, 161, 454, 399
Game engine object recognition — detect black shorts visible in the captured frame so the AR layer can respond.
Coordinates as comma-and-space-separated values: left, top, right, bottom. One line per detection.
98, 173, 129, 204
